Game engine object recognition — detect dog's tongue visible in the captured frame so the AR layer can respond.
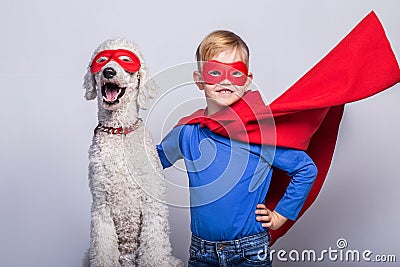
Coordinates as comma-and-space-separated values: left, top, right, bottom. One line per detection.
106, 88, 119, 102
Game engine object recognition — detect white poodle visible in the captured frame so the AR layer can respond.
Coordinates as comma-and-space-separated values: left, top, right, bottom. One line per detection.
82, 38, 182, 267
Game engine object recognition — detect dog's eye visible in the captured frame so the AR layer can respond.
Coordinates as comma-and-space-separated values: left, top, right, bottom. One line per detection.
96, 56, 108, 63
119, 56, 133, 62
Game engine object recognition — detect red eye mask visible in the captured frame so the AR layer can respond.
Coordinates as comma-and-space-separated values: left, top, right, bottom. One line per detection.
201, 60, 249, 86
90, 49, 141, 74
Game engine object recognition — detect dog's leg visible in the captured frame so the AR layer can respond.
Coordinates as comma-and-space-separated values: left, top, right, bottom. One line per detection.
82, 249, 90, 267
136, 195, 183, 267
88, 200, 121, 267
133, 135, 183, 267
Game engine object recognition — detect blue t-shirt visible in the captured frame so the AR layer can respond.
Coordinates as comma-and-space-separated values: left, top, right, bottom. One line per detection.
157, 124, 317, 241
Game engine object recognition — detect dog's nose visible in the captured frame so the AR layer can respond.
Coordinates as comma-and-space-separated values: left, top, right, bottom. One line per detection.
103, 67, 116, 79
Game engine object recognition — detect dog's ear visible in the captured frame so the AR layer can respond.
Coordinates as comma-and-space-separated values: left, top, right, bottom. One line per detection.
137, 63, 157, 110
83, 69, 97, 100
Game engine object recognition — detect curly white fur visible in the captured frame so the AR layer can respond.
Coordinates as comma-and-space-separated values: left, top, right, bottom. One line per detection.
82, 38, 182, 267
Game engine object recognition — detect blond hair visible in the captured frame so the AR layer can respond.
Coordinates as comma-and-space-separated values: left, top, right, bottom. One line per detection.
195, 30, 250, 70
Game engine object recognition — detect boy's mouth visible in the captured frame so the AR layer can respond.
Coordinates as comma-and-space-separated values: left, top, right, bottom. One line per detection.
216, 88, 234, 94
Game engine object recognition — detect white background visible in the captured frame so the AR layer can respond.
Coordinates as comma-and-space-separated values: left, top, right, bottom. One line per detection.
0, 1, 399, 266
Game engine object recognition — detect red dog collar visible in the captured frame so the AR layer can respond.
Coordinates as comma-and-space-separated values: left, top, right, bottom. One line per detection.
90, 49, 141, 74
202, 60, 249, 86
94, 118, 142, 135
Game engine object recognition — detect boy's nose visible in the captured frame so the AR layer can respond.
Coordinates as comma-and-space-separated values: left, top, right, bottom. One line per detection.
219, 79, 233, 85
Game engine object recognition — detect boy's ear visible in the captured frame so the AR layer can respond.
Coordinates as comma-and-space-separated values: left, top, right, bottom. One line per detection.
193, 71, 205, 90
245, 72, 253, 87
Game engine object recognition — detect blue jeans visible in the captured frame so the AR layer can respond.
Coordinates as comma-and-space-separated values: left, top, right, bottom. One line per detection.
188, 230, 272, 267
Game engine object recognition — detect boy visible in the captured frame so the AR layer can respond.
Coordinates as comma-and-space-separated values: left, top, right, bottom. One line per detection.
157, 30, 317, 266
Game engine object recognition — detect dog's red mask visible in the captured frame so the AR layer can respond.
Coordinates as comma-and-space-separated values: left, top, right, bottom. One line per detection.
90, 49, 141, 74
201, 60, 249, 86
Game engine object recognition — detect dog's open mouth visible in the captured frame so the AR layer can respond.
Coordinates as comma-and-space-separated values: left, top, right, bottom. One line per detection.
101, 83, 126, 105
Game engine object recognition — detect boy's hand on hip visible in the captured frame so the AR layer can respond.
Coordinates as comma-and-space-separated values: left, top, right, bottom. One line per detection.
255, 204, 288, 230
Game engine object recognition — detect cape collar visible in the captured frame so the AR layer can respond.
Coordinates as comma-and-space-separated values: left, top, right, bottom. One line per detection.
176, 91, 277, 145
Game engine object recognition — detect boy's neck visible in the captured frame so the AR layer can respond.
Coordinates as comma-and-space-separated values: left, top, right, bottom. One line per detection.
205, 92, 249, 116
205, 100, 226, 116
205, 106, 221, 116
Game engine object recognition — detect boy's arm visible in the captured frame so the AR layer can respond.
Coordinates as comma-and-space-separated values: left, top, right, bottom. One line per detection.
256, 146, 317, 229
156, 125, 184, 169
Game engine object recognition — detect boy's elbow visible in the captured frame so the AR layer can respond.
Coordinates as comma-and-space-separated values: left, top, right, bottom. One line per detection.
309, 162, 318, 181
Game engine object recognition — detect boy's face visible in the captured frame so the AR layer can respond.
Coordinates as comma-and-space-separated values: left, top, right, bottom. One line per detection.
193, 48, 253, 115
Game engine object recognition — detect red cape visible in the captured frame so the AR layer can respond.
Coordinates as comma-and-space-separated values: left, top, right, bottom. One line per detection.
176, 11, 400, 245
